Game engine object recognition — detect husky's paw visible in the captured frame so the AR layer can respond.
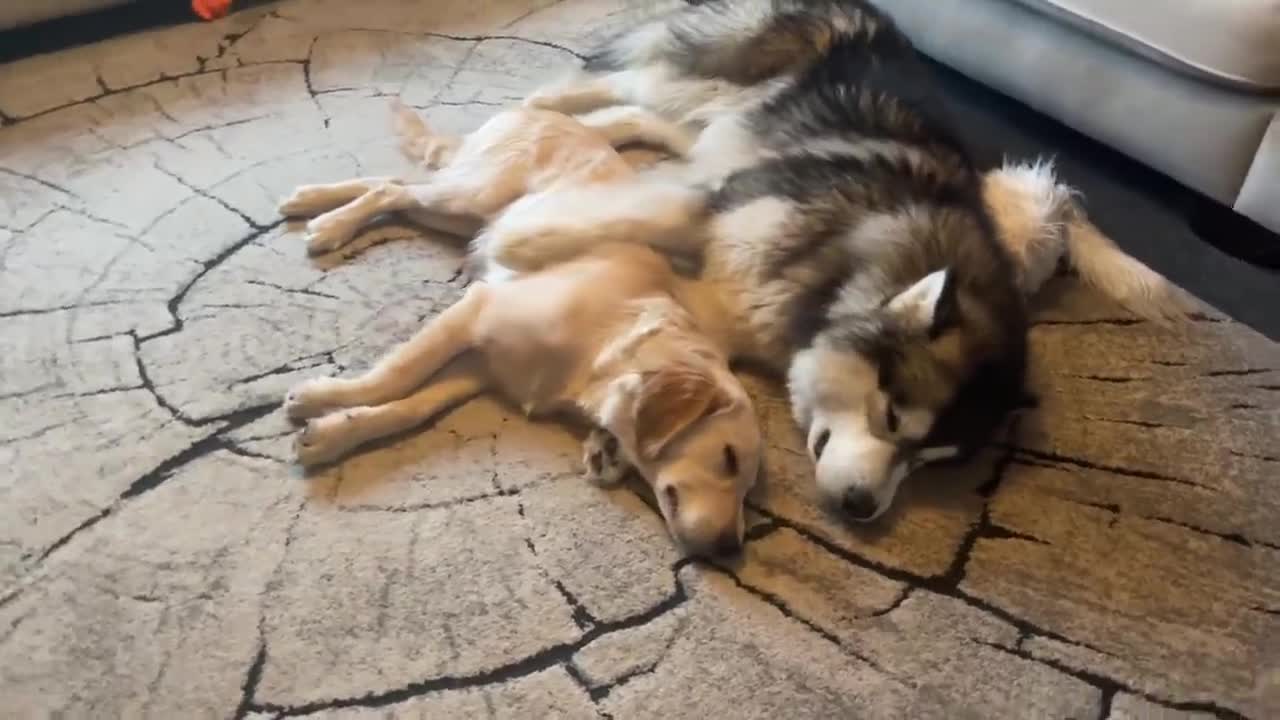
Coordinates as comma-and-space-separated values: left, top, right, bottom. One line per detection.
583, 429, 629, 487
279, 186, 335, 217
284, 377, 345, 421
304, 214, 357, 255
294, 413, 356, 466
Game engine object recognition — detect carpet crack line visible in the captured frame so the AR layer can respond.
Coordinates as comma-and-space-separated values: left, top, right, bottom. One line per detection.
300, 36, 328, 129
136, 219, 285, 345
31, 403, 275, 570
583, 613, 688, 703
1201, 367, 1274, 378
867, 586, 914, 618
0, 299, 135, 319
710, 565, 904, 684
1080, 415, 1172, 430
250, 572, 690, 717
1006, 446, 1215, 492
3, 60, 306, 126
0, 166, 79, 199
516, 498, 597, 631
1141, 514, 1275, 550
227, 352, 335, 388
245, 279, 342, 301
335, 488, 522, 514
744, 502, 1109, 662
973, 638, 1248, 720
153, 162, 264, 230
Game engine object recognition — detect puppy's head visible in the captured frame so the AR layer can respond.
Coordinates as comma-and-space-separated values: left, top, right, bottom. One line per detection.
603, 360, 761, 557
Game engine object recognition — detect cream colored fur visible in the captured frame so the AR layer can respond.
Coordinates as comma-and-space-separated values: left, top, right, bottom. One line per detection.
277, 102, 758, 557
982, 159, 1194, 320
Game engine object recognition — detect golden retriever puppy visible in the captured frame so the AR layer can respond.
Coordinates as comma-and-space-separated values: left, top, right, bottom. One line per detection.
277, 103, 759, 557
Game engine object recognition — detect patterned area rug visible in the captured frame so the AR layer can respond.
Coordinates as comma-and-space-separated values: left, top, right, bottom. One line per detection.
1, 1, 1276, 717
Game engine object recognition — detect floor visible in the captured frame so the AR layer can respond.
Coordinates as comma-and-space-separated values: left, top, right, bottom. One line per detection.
0, 1, 1276, 718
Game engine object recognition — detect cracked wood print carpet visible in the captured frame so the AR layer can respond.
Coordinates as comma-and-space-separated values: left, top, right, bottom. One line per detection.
1, 1, 1277, 718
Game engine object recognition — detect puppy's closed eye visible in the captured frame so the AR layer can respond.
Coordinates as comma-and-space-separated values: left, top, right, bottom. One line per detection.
723, 445, 738, 475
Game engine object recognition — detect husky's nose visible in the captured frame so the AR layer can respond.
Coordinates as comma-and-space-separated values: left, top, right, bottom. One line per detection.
841, 488, 879, 521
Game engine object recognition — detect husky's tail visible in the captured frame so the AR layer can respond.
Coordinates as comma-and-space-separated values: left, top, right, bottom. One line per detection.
983, 159, 1194, 321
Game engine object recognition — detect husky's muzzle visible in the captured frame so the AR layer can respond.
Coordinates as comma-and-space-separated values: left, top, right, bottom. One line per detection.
807, 415, 961, 521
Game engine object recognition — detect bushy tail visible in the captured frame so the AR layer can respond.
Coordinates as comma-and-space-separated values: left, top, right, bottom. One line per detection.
389, 98, 458, 169
984, 159, 1194, 322
1060, 203, 1196, 321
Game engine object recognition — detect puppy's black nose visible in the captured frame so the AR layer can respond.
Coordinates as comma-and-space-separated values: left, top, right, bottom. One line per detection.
711, 531, 743, 557
841, 489, 879, 521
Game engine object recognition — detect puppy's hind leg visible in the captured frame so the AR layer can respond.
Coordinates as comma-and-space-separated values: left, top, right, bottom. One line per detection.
391, 98, 459, 170
285, 283, 489, 420
482, 182, 708, 272
524, 74, 625, 114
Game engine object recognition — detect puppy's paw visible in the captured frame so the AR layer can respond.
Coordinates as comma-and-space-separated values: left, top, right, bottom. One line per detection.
582, 429, 629, 487
279, 186, 334, 217
284, 377, 345, 421
293, 413, 356, 466
304, 215, 357, 255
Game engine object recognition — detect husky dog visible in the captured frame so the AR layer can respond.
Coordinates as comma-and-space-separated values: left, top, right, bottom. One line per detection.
506, 0, 1188, 520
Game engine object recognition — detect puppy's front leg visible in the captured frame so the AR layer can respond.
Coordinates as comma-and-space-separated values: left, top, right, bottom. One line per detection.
285, 284, 489, 419
278, 177, 402, 218
294, 361, 486, 466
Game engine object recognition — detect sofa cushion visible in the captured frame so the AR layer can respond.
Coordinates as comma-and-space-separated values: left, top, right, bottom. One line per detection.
883, 0, 1279, 230
1010, 0, 1280, 90
0, 0, 130, 30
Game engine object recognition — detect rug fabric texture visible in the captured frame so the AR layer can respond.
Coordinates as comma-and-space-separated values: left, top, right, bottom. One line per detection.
1, 1, 1277, 717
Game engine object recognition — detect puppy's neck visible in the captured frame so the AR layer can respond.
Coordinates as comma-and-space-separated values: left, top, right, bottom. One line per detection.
576, 297, 726, 422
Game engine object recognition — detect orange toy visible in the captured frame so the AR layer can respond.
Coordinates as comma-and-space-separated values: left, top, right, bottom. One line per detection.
193, 0, 233, 20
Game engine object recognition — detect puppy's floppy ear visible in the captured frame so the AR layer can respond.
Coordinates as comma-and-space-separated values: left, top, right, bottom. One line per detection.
886, 268, 958, 337
628, 366, 733, 460
595, 363, 734, 466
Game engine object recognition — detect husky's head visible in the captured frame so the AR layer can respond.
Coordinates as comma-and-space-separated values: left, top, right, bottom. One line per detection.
787, 268, 1027, 521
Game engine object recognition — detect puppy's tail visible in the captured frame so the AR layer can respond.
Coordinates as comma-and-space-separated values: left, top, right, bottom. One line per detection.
390, 98, 458, 169
984, 159, 1194, 322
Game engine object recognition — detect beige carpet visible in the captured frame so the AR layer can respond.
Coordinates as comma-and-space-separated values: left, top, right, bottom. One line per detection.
1, 1, 1277, 717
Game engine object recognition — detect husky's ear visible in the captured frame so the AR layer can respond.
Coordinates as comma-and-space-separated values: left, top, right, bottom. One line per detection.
600, 366, 732, 463
886, 268, 958, 337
